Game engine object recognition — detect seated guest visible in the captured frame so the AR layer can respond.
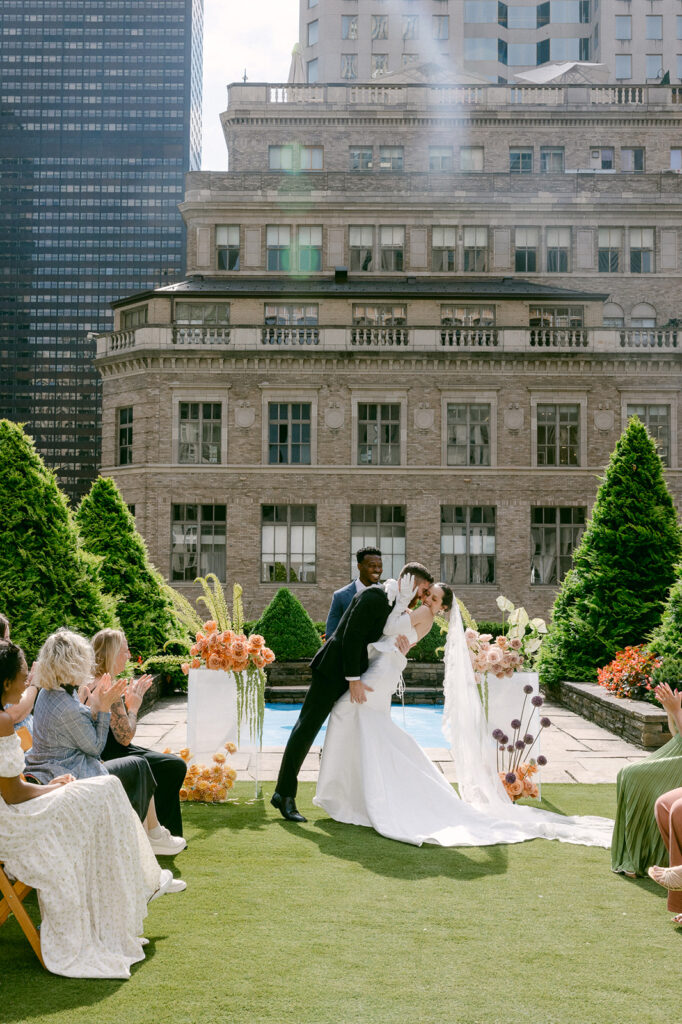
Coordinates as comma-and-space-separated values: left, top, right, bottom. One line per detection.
0, 614, 37, 733
91, 628, 186, 854
612, 679, 682, 877
25, 629, 157, 825
325, 546, 383, 640
646, 684, 682, 923
0, 640, 183, 979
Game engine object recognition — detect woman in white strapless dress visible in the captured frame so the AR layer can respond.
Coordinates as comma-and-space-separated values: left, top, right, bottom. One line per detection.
314, 581, 613, 850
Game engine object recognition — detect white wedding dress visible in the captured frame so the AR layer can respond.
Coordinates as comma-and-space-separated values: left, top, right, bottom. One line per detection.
314, 598, 613, 849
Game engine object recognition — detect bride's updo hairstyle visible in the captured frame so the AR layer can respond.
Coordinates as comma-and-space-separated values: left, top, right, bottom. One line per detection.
436, 583, 454, 614
33, 629, 94, 692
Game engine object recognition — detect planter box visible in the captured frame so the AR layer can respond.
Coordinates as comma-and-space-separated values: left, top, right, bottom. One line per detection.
556, 680, 672, 750
187, 668, 262, 758
138, 673, 164, 716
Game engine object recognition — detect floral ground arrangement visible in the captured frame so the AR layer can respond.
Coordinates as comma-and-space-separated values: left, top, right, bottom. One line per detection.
2, 783, 680, 1024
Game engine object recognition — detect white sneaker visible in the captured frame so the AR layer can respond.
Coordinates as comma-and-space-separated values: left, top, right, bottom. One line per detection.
147, 825, 187, 856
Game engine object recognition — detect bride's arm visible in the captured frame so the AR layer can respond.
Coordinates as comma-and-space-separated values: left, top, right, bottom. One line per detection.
408, 605, 435, 644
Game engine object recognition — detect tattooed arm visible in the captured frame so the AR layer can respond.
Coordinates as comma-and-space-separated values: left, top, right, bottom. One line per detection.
109, 696, 136, 746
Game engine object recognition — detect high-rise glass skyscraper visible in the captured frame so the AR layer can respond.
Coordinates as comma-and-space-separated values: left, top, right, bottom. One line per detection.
0, 0, 203, 499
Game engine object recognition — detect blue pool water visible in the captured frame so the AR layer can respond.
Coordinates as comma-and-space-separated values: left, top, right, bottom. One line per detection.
262, 702, 446, 748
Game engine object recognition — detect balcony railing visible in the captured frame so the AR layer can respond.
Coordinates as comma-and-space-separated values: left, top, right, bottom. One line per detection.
96, 325, 679, 358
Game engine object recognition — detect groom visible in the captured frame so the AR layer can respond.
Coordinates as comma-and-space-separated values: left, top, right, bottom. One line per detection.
271, 561, 434, 822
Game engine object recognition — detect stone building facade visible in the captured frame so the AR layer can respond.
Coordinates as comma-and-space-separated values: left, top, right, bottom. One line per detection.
96, 79, 681, 624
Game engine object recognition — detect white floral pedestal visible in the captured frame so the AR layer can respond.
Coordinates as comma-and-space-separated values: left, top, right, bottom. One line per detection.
486, 671, 542, 794
187, 668, 262, 793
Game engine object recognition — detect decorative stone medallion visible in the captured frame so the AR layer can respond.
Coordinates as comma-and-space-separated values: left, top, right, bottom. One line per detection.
234, 401, 255, 428
504, 403, 524, 433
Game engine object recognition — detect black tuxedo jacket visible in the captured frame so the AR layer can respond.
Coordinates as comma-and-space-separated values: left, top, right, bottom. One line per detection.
310, 585, 392, 687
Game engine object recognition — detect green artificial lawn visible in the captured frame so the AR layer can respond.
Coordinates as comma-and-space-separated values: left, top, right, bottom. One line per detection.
2, 783, 680, 1024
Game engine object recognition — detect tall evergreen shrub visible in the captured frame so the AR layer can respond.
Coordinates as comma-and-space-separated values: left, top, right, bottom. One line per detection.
650, 570, 682, 660
539, 417, 682, 690
251, 588, 322, 661
0, 420, 113, 661
76, 476, 181, 659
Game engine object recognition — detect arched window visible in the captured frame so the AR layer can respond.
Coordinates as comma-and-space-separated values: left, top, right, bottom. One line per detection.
603, 301, 624, 328
630, 302, 656, 327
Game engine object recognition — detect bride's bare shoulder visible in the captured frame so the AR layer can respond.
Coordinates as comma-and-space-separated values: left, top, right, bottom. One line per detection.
409, 605, 433, 628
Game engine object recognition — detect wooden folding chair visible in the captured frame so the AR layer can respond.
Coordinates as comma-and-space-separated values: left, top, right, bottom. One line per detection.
0, 863, 44, 966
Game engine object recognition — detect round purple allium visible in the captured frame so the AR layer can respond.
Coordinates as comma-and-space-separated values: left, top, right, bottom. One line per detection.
510, 718, 522, 730
523, 684, 533, 694
505, 772, 517, 784
500, 735, 509, 745
515, 739, 526, 750
507, 745, 515, 753
537, 755, 548, 766
524, 734, 534, 745
540, 717, 551, 728
492, 728, 503, 740
531, 695, 544, 707
499, 745, 506, 752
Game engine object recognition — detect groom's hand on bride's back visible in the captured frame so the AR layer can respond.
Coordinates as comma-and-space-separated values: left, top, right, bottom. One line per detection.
348, 679, 373, 703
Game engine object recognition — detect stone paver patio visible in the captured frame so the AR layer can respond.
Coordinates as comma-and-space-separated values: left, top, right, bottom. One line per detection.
136, 695, 650, 784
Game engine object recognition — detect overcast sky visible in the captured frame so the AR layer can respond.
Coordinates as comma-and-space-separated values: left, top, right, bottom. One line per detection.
202, 1, 300, 169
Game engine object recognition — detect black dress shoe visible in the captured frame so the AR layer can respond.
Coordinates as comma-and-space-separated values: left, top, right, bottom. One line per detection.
271, 791, 307, 822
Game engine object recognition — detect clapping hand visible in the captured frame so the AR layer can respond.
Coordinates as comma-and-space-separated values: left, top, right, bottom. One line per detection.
124, 674, 153, 714
654, 682, 682, 715
88, 673, 127, 713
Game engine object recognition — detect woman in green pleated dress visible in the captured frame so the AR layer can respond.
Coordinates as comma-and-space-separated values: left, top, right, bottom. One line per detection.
612, 683, 682, 876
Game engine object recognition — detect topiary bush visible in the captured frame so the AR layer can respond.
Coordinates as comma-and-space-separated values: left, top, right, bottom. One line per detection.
250, 588, 322, 661
539, 417, 682, 693
76, 477, 183, 661
475, 621, 506, 640
649, 568, 682, 660
0, 420, 114, 661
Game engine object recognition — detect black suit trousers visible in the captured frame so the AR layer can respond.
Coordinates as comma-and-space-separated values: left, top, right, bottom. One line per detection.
275, 669, 348, 799
103, 734, 186, 835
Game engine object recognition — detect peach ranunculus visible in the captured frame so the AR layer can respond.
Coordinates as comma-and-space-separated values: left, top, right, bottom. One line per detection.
226, 767, 237, 781
191, 658, 202, 669
487, 647, 502, 665
508, 778, 524, 798
212, 752, 226, 764
527, 783, 539, 799
263, 648, 276, 664
179, 788, 188, 801
495, 635, 508, 649
509, 637, 522, 651
225, 741, 237, 754
204, 620, 218, 633
181, 663, 190, 675
248, 634, 266, 651
179, 747, 191, 761
207, 653, 223, 670
231, 638, 248, 659
252, 652, 267, 670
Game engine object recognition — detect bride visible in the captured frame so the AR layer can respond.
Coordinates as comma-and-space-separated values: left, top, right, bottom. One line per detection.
314, 577, 613, 849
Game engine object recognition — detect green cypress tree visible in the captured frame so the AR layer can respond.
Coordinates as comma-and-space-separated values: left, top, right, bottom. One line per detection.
250, 588, 322, 661
0, 420, 113, 661
539, 417, 682, 690
649, 568, 682, 659
76, 476, 181, 660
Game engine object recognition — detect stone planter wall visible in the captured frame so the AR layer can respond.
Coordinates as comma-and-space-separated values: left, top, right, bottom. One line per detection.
139, 674, 165, 715
557, 680, 672, 750
265, 660, 445, 704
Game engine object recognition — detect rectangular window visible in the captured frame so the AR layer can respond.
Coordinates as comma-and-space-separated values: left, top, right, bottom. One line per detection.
121, 306, 147, 329
307, 58, 319, 83
172, 504, 226, 581
531, 507, 586, 584
118, 407, 133, 465
546, 227, 570, 272
592, 146, 614, 170
268, 403, 312, 465
178, 402, 222, 464
372, 54, 389, 77
433, 14, 449, 39
508, 42, 537, 65
216, 225, 240, 271
307, 19, 319, 45
357, 403, 401, 466
615, 15, 631, 40
441, 306, 496, 327
515, 227, 538, 272
351, 505, 405, 581
349, 226, 374, 271
175, 303, 230, 325
630, 228, 654, 273
300, 146, 323, 171
341, 14, 358, 40
646, 15, 663, 40
261, 505, 316, 583
352, 305, 406, 326
621, 148, 644, 173
460, 146, 484, 171
371, 14, 388, 40
530, 307, 583, 329
672, 149, 682, 172
508, 5, 537, 29
536, 404, 580, 466
432, 226, 457, 271
268, 145, 294, 171
646, 54, 664, 80
463, 1, 498, 23
402, 14, 419, 39
463, 227, 488, 271
341, 54, 358, 79
446, 404, 491, 467
540, 147, 564, 173
627, 404, 671, 466
550, 0, 589, 22
263, 304, 319, 343
350, 147, 373, 171
297, 226, 322, 272
266, 226, 291, 271
441, 506, 496, 585
463, 37, 499, 60
429, 146, 453, 171
510, 147, 533, 174
379, 226, 404, 271
678, 16, 682, 40
598, 228, 621, 273
378, 146, 404, 172
615, 54, 632, 80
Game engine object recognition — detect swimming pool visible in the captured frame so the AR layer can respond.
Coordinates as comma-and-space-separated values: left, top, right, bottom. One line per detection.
262, 702, 447, 748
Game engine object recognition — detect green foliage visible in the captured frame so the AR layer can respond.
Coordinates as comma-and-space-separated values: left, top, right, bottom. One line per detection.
250, 588, 322, 661
651, 656, 682, 690
0, 420, 114, 662
142, 654, 188, 693
409, 618, 448, 662
540, 418, 682, 691
314, 621, 326, 639
475, 621, 506, 639
76, 476, 181, 661
649, 567, 682, 660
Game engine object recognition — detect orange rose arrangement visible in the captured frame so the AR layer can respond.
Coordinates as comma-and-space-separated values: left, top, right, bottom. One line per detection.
500, 762, 539, 802
180, 620, 275, 675
170, 743, 239, 804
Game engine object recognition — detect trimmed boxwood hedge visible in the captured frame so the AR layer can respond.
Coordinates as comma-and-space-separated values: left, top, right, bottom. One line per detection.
250, 588, 322, 662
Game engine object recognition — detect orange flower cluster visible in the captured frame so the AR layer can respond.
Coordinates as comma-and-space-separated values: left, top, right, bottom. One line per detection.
597, 645, 662, 702
168, 743, 239, 803
181, 620, 275, 676
499, 762, 539, 802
